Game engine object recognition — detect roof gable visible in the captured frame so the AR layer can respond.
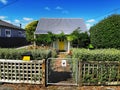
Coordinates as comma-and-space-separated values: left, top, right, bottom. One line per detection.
35, 18, 87, 34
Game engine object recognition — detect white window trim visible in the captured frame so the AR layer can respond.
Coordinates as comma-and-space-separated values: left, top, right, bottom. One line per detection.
5, 29, 11, 37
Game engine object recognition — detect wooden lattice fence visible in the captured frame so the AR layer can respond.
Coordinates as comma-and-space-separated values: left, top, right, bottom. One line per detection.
0, 59, 45, 84
1, 59, 120, 86
79, 61, 120, 85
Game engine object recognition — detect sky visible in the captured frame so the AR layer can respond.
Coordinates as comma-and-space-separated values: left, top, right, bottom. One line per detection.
0, 0, 120, 30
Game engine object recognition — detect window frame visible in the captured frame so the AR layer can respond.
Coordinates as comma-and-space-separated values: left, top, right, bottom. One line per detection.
5, 29, 11, 37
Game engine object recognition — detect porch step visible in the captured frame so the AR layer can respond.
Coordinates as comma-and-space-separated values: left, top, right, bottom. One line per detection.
57, 52, 68, 58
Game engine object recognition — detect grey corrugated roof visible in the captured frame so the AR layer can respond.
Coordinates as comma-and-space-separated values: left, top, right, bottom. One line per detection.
35, 18, 87, 34
0, 20, 24, 30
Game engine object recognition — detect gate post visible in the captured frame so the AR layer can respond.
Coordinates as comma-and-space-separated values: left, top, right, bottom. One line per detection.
78, 61, 82, 86
42, 59, 45, 86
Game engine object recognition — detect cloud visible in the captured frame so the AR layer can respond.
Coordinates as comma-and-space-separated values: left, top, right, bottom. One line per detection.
55, 6, 69, 14
14, 19, 20, 23
0, 16, 11, 24
0, 16, 7, 19
0, 0, 7, 4
62, 10, 69, 14
4, 20, 11, 23
44, 7, 50, 11
86, 23, 93, 30
23, 17, 33, 21
86, 19, 95, 23
55, 6, 63, 10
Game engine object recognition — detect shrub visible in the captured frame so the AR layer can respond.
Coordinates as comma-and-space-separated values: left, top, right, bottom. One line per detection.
72, 48, 120, 61
0, 48, 57, 60
90, 14, 120, 48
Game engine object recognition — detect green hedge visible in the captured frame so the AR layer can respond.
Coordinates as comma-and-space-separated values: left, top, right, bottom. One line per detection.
72, 48, 120, 61
90, 14, 120, 48
0, 48, 57, 60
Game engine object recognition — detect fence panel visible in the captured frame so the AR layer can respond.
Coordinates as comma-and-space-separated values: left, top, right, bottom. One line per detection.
0, 59, 45, 84
80, 61, 120, 85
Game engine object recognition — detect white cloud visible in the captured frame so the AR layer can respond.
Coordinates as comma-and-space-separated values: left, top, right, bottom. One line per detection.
0, 16, 7, 19
86, 19, 95, 23
55, 6, 63, 10
4, 20, 11, 23
23, 17, 33, 21
14, 19, 20, 23
44, 7, 50, 11
86, 23, 92, 29
62, 10, 69, 14
0, 0, 7, 4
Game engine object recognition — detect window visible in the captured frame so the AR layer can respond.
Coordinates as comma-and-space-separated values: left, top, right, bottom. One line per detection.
18, 31, 22, 36
18, 31, 25, 37
5, 29, 11, 37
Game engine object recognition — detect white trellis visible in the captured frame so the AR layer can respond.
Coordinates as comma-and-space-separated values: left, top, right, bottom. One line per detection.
0, 59, 45, 84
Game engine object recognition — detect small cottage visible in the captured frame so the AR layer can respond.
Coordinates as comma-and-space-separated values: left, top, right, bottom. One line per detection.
35, 18, 87, 52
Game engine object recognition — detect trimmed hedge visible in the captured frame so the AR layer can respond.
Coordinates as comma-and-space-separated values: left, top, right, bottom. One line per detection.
72, 48, 120, 61
0, 48, 57, 60
90, 14, 120, 48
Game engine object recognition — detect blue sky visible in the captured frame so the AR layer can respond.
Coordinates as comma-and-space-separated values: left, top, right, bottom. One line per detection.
0, 0, 120, 30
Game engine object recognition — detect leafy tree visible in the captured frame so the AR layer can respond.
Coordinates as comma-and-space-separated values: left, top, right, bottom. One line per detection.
36, 32, 56, 46
78, 32, 90, 48
90, 14, 120, 48
71, 29, 90, 48
25, 20, 38, 43
66, 35, 76, 42
56, 32, 66, 40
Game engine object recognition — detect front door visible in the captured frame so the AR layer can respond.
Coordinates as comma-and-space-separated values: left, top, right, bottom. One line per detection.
59, 40, 64, 51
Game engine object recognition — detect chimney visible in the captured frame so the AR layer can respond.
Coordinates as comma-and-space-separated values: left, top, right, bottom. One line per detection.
20, 24, 22, 28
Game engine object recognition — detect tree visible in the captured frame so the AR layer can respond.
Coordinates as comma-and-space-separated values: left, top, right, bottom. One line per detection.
90, 14, 120, 48
71, 29, 90, 48
36, 32, 56, 46
25, 20, 38, 43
